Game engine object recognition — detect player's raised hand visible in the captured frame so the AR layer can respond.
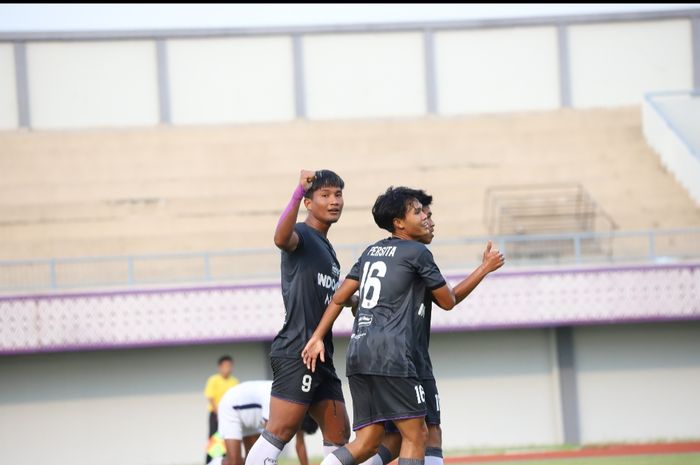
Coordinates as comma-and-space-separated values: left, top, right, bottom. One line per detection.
299, 170, 316, 191
301, 336, 325, 373
482, 240, 505, 273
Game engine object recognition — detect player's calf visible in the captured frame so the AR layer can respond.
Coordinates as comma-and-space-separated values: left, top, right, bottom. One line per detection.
425, 424, 443, 465
394, 417, 428, 460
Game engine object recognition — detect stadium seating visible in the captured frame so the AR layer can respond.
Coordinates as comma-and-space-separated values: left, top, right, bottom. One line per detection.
1, 107, 699, 263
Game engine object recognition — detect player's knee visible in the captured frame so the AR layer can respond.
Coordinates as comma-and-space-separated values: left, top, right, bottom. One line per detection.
262, 425, 295, 446
427, 424, 442, 448
321, 418, 350, 445
403, 422, 428, 448
356, 434, 383, 458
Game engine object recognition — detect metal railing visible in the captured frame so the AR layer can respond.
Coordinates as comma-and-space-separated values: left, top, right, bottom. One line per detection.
1, 227, 699, 293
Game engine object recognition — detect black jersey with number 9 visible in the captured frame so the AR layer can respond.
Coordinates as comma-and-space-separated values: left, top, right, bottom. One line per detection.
345, 237, 446, 378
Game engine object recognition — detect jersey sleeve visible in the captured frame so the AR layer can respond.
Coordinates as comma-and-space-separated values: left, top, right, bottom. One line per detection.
414, 248, 446, 290
345, 257, 362, 281
292, 224, 306, 251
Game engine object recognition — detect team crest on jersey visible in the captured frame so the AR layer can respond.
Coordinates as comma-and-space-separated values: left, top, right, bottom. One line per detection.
358, 314, 373, 327
418, 303, 425, 317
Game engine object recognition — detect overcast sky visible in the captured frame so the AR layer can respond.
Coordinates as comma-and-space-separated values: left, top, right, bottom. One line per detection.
1, 3, 698, 32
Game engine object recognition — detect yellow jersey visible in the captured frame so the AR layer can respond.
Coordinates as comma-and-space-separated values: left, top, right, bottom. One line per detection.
204, 374, 239, 412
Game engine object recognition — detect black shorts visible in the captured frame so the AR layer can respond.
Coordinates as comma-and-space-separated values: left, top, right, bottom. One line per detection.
385, 377, 440, 433
422, 378, 441, 425
349, 374, 426, 431
270, 356, 345, 405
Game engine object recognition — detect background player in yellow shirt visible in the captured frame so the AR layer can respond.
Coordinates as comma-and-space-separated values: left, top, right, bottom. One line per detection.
205, 355, 240, 464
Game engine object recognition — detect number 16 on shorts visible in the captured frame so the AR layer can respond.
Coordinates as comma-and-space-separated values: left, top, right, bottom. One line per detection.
414, 384, 425, 404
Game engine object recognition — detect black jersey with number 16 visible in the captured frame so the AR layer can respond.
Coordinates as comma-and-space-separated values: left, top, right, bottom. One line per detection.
345, 237, 446, 378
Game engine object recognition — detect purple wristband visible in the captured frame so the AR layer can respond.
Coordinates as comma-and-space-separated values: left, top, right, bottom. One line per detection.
278, 184, 307, 226
292, 184, 306, 202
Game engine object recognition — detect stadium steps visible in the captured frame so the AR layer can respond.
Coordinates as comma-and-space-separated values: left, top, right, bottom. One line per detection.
1, 106, 698, 261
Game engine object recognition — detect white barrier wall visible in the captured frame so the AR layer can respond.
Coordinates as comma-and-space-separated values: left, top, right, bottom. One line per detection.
333, 332, 562, 450
575, 323, 700, 442
435, 26, 561, 114
26, 40, 160, 129
568, 20, 693, 107
2, 13, 698, 128
167, 36, 295, 124
0, 342, 270, 465
424, 330, 561, 448
2, 323, 700, 465
304, 32, 426, 119
0, 43, 18, 129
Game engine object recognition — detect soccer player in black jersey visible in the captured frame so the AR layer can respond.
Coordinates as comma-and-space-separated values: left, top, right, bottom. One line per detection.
302, 186, 503, 465
363, 189, 505, 465
245, 170, 355, 465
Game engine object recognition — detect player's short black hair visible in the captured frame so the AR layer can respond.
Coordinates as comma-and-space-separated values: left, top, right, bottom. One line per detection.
372, 186, 421, 233
304, 169, 345, 199
406, 188, 432, 208
300, 414, 319, 435
217, 355, 233, 365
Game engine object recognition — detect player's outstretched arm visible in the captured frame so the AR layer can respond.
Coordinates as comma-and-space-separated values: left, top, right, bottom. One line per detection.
273, 170, 316, 252
431, 241, 504, 310
301, 278, 360, 372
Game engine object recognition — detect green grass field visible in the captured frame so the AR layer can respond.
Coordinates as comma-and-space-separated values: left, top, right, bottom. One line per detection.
451, 453, 700, 465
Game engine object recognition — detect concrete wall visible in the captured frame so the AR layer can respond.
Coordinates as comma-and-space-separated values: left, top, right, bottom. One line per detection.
1, 11, 697, 129
2, 322, 700, 465
435, 26, 561, 114
167, 36, 295, 124
568, 20, 693, 107
575, 323, 700, 442
304, 32, 426, 119
26, 41, 160, 129
0, 342, 270, 465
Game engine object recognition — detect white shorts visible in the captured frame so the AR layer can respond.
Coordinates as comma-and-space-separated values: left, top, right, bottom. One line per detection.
218, 404, 265, 440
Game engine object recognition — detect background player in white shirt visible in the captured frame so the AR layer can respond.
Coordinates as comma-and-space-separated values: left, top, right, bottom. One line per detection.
218, 380, 321, 465
218, 380, 273, 465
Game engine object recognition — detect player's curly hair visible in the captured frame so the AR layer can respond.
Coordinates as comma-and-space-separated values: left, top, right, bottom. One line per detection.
304, 169, 345, 199
372, 186, 423, 233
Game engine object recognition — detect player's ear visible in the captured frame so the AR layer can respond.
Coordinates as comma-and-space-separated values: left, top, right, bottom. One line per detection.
393, 217, 404, 231
303, 195, 312, 209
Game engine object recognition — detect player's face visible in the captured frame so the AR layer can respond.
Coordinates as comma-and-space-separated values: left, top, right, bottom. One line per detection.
306, 186, 344, 224
218, 360, 232, 378
399, 200, 430, 240
418, 206, 434, 244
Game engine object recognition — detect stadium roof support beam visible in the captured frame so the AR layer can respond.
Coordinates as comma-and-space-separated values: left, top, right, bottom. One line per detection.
423, 28, 438, 114
155, 39, 172, 125
557, 24, 572, 108
13, 42, 31, 128
292, 33, 307, 119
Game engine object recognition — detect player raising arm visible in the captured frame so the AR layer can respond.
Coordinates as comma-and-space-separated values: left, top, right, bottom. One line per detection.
302, 187, 502, 465
363, 188, 504, 465
245, 170, 354, 465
